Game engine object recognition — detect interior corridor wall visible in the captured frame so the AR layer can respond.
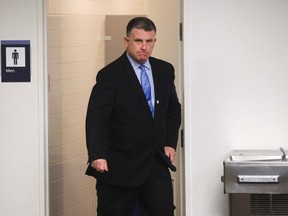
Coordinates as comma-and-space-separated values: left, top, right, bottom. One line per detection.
183, 0, 288, 215
0, 0, 46, 216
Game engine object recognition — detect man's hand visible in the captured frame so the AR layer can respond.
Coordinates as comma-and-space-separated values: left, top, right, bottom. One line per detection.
91, 159, 109, 173
164, 146, 176, 162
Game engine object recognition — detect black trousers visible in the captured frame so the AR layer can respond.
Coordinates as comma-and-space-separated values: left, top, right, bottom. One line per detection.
96, 155, 175, 216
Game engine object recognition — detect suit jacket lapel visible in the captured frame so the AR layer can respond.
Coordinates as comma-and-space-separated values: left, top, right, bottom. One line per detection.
120, 54, 154, 118
150, 58, 161, 120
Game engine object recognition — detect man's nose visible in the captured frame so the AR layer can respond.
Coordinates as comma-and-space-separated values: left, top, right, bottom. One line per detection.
140, 42, 147, 49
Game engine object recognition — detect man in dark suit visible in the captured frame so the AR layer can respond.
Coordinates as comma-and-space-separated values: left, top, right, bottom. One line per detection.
85, 17, 181, 216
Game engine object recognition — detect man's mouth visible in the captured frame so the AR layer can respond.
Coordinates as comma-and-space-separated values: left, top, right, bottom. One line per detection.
138, 52, 148, 56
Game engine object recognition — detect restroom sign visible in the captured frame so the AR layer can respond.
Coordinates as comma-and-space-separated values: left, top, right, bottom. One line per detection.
1, 40, 31, 82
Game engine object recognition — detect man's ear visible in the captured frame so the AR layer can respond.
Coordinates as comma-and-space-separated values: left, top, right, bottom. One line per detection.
124, 37, 129, 48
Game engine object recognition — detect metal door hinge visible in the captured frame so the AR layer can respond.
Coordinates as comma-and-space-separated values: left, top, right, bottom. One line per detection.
179, 23, 183, 41
180, 129, 184, 148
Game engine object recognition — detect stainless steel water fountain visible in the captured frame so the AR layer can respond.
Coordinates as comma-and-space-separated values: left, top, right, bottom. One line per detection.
222, 148, 288, 215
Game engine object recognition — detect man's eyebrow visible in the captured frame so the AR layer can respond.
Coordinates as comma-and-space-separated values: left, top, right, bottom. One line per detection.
133, 38, 154, 41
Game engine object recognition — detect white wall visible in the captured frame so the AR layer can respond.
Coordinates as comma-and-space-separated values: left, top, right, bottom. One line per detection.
0, 1, 47, 216
183, 0, 288, 215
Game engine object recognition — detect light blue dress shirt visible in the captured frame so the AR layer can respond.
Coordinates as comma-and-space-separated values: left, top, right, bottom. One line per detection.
126, 53, 155, 108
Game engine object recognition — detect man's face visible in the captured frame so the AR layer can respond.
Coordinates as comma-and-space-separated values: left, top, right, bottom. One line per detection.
124, 28, 157, 64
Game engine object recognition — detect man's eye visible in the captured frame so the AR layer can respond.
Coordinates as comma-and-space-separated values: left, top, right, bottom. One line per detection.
133, 39, 154, 45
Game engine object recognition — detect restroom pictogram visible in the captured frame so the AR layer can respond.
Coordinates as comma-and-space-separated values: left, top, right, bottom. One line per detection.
1, 40, 30, 82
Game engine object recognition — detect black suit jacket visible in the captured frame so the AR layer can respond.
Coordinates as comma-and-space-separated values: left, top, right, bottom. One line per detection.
85, 52, 181, 187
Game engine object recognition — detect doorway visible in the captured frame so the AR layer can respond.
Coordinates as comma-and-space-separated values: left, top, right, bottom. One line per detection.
47, 1, 183, 215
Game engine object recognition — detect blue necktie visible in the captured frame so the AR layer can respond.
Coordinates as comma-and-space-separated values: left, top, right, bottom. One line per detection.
140, 65, 154, 117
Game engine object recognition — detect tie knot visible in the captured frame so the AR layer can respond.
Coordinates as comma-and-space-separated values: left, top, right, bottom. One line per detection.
139, 64, 146, 71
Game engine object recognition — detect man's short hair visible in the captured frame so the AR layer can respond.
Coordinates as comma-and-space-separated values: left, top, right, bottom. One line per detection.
126, 17, 156, 37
